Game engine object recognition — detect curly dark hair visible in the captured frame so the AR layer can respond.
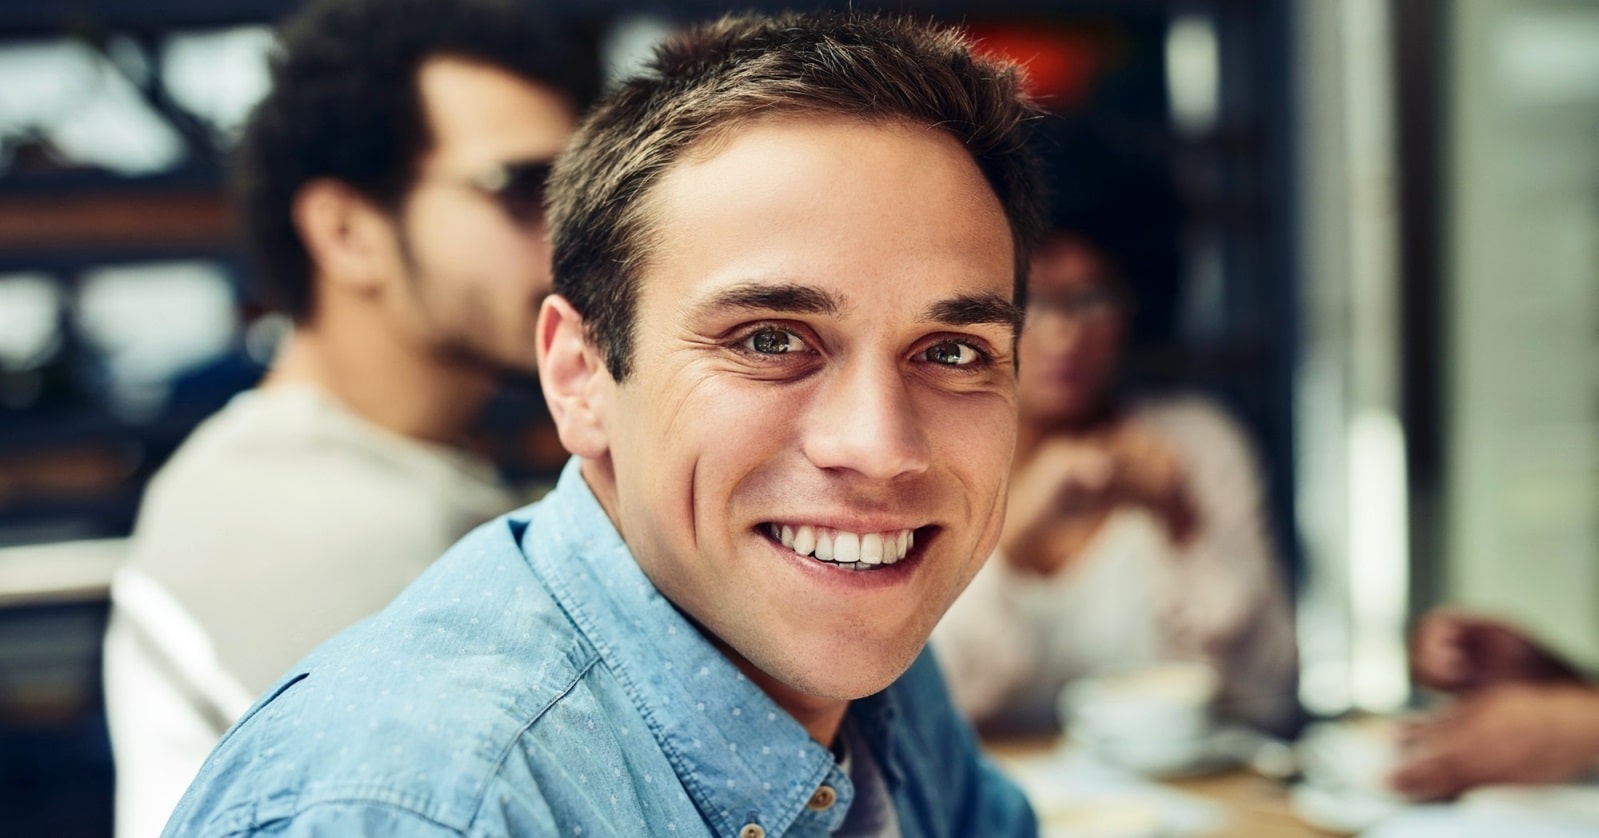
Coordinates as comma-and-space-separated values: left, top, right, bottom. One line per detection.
233, 0, 592, 321
547, 12, 1046, 382
1030, 114, 1184, 341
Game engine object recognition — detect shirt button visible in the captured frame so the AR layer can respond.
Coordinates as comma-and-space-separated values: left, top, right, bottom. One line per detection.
739, 825, 765, 838
807, 785, 838, 811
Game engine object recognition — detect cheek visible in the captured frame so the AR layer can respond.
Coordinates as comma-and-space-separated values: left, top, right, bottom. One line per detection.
1014, 325, 1042, 359
684, 384, 796, 499
614, 370, 763, 518
418, 206, 543, 283
1019, 319, 1085, 367
1087, 321, 1126, 363
607, 417, 696, 577
1017, 326, 1053, 361
926, 392, 1016, 483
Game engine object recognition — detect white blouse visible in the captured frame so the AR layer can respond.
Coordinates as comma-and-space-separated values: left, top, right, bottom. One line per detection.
932, 397, 1299, 736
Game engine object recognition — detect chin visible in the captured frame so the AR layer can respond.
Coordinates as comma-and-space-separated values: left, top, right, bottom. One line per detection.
772, 633, 926, 701
788, 668, 903, 704
480, 353, 543, 383
435, 339, 537, 381
489, 361, 543, 388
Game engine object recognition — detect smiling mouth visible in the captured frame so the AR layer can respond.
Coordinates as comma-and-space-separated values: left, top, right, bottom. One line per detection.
763, 523, 919, 569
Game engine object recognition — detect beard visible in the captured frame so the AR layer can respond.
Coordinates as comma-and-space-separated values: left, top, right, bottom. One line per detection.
395, 221, 547, 384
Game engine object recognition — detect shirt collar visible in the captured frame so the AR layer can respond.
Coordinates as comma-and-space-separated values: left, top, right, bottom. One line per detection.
525, 458, 850, 837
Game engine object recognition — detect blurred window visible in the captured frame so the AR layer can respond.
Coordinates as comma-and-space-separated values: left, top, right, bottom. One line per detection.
76, 261, 238, 421
0, 40, 183, 176
161, 26, 274, 142
0, 26, 272, 177
0, 273, 63, 372
1165, 13, 1220, 137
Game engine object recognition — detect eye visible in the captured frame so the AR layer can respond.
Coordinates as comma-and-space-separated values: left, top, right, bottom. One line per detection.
923, 339, 983, 367
743, 328, 808, 355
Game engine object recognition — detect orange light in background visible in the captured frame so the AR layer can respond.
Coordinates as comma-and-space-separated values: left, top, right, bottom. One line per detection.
965, 22, 1111, 110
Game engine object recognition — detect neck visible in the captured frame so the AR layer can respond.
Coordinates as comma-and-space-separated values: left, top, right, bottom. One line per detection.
730, 654, 852, 747
265, 314, 496, 446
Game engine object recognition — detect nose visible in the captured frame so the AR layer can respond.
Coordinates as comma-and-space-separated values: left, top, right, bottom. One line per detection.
801, 359, 932, 481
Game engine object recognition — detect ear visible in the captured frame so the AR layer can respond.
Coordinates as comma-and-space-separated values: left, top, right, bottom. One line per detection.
536, 294, 612, 459
291, 178, 397, 295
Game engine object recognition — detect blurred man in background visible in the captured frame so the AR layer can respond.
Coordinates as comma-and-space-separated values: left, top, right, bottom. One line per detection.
100, 0, 586, 833
1390, 609, 1599, 799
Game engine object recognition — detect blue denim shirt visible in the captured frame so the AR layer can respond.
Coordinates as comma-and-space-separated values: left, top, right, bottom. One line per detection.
166, 460, 1035, 837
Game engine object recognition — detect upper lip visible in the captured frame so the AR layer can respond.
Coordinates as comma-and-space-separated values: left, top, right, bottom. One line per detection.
758, 516, 927, 534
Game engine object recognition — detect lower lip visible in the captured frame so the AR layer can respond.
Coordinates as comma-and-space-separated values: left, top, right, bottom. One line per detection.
758, 528, 928, 592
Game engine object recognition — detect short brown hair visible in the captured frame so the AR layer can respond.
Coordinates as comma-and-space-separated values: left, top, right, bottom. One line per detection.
547, 11, 1046, 380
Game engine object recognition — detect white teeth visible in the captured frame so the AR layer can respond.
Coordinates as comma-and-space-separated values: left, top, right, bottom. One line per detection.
860, 533, 884, 565
767, 523, 918, 568
833, 531, 860, 563
793, 525, 815, 557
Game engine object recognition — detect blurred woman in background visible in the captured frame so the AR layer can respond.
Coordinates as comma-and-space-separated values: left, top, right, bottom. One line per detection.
933, 121, 1299, 738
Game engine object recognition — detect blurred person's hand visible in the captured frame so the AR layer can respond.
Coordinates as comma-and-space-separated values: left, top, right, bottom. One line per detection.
1388, 683, 1599, 800
1410, 609, 1580, 693
1001, 423, 1198, 575
1101, 422, 1198, 544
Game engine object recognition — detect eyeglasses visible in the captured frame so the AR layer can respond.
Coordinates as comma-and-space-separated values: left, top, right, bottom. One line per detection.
424, 159, 556, 226
1025, 287, 1129, 323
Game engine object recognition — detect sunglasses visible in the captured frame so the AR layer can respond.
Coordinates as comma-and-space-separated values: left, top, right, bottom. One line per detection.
434, 159, 556, 225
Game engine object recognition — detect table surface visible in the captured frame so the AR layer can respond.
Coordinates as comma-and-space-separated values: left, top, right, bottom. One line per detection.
983, 736, 1343, 837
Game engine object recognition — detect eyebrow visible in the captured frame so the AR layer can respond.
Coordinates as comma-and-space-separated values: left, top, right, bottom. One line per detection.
922, 293, 1023, 333
691, 282, 1020, 333
692, 282, 843, 316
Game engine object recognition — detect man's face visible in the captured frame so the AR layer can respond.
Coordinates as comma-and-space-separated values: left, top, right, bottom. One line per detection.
388, 57, 576, 374
587, 116, 1019, 702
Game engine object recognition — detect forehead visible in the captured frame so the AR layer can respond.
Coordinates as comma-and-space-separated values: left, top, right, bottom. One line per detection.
414, 56, 576, 170
639, 115, 1014, 313
1029, 237, 1115, 293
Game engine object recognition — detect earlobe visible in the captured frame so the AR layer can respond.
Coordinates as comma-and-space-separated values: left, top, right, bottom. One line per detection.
536, 295, 612, 459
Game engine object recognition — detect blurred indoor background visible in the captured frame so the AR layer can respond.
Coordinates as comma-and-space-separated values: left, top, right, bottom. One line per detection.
0, 0, 1594, 834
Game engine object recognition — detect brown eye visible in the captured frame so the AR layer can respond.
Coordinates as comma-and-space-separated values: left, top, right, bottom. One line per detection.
924, 340, 980, 366
745, 329, 805, 355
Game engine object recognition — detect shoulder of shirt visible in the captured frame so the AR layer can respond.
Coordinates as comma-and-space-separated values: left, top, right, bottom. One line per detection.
146, 386, 502, 499
132, 388, 514, 545
1127, 394, 1258, 465
1126, 392, 1236, 435
167, 510, 601, 835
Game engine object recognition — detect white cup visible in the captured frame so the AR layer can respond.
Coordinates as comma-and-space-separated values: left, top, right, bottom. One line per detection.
1059, 662, 1221, 773
1295, 716, 1406, 799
